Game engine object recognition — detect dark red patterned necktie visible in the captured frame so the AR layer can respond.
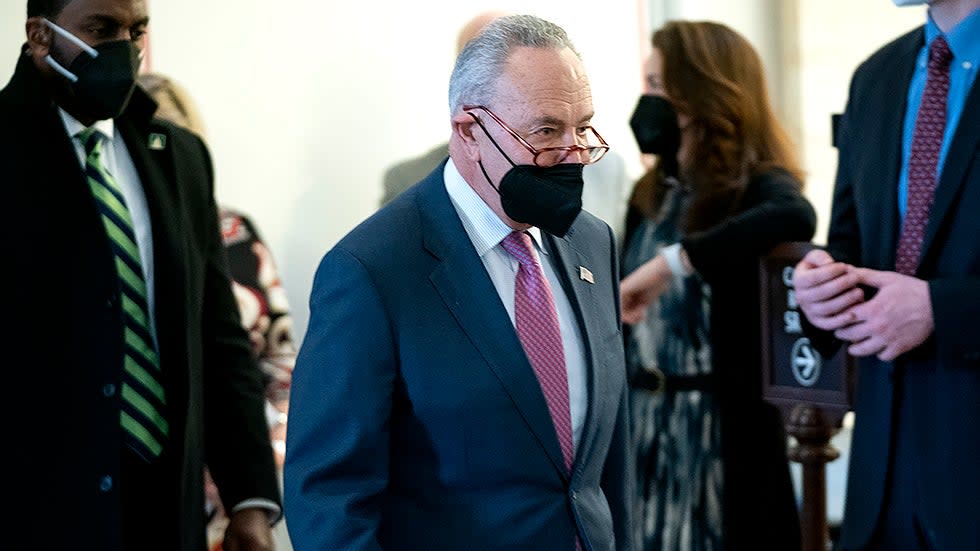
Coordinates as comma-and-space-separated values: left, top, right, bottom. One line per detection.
895, 36, 953, 275
500, 231, 582, 550
500, 231, 575, 472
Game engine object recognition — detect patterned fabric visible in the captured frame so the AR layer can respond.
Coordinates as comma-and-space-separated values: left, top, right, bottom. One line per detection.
896, 36, 953, 275
78, 128, 168, 462
219, 209, 296, 405
501, 230, 575, 472
623, 185, 724, 551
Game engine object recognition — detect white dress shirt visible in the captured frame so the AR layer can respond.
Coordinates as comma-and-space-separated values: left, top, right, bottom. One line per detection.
60, 110, 159, 347
444, 159, 588, 450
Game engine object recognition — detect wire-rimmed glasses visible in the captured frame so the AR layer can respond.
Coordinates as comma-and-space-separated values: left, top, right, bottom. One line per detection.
463, 105, 610, 167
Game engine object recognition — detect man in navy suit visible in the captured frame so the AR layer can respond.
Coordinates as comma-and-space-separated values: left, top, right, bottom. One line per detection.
285, 14, 634, 551
794, 1, 980, 549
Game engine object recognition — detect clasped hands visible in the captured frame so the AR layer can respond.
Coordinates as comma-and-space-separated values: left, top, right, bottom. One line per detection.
792, 249, 934, 361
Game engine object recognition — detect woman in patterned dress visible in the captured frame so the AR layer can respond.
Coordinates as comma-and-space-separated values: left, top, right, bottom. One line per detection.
620, 21, 816, 551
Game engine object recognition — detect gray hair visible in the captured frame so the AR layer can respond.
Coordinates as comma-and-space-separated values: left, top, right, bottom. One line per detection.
447, 14, 580, 116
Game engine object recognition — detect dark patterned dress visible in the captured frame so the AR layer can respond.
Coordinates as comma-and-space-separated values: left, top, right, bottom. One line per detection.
623, 185, 725, 551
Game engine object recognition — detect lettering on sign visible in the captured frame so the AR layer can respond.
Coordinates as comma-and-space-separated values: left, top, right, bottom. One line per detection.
784, 311, 802, 334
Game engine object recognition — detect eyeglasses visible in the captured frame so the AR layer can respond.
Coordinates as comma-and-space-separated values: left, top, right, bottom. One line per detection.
463, 105, 610, 167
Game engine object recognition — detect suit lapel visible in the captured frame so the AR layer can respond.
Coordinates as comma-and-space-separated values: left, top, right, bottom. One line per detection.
921, 78, 980, 265
543, 229, 611, 473
866, 32, 922, 268
116, 116, 189, 432
418, 174, 568, 478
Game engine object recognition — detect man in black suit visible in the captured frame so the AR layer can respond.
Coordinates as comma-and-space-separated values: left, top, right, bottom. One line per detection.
3, 1, 280, 549
794, 1, 980, 549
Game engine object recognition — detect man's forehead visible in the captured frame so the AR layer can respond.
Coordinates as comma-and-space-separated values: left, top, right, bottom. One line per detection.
61, 0, 149, 23
491, 52, 594, 124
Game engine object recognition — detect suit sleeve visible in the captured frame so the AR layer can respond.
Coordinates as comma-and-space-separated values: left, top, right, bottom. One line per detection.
599, 223, 636, 551
284, 246, 394, 551
194, 136, 281, 512
681, 171, 817, 283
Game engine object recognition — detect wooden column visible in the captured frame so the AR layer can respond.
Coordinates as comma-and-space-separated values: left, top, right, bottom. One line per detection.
787, 405, 843, 551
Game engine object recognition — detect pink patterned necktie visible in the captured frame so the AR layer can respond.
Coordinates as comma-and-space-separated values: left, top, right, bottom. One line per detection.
895, 36, 953, 275
500, 231, 575, 472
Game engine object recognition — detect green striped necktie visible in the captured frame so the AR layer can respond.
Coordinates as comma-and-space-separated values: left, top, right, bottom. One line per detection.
77, 127, 169, 462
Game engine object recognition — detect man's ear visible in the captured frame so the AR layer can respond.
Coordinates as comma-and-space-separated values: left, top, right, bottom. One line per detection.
26, 17, 52, 58
451, 112, 482, 162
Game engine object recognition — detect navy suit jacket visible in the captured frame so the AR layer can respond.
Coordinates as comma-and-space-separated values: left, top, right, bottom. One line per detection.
285, 164, 634, 551
824, 27, 980, 550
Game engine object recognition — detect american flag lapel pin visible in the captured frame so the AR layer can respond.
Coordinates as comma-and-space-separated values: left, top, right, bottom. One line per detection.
148, 133, 167, 151
579, 266, 594, 284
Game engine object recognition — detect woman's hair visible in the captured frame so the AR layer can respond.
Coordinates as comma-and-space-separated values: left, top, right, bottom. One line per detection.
630, 21, 802, 232
137, 72, 207, 138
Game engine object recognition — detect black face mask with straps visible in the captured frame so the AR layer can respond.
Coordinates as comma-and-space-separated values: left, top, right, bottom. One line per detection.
44, 19, 140, 121
474, 117, 585, 238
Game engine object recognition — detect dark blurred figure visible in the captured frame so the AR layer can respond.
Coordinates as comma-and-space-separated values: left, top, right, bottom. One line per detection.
620, 21, 815, 551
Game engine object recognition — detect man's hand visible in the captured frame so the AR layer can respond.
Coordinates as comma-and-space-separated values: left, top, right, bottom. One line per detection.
792, 249, 864, 331
223, 508, 273, 551
621, 254, 673, 325
832, 268, 934, 361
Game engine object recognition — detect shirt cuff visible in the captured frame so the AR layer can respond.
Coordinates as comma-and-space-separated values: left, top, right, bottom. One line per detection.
231, 498, 282, 525
661, 243, 694, 277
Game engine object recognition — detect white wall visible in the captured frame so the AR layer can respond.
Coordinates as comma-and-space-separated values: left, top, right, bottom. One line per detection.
0, 1, 646, 342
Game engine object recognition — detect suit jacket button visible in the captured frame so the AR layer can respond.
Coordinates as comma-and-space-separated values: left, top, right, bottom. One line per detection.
570, 490, 578, 501
99, 475, 113, 493
103, 384, 117, 397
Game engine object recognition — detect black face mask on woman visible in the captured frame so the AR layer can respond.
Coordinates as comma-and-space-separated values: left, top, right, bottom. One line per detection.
630, 95, 681, 175
475, 125, 584, 238
43, 19, 140, 121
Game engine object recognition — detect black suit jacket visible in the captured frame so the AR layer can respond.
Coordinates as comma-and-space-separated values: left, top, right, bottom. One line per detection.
2, 51, 279, 551
826, 27, 980, 550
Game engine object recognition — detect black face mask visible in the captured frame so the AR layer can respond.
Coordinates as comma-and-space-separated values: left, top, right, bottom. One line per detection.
630, 94, 681, 158
471, 110, 585, 237
44, 20, 140, 121
488, 162, 585, 237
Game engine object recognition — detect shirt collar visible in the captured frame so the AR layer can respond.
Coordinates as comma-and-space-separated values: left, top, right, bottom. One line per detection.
925, 5, 980, 66
58, 108, 115, 141
443, 159, 546, 258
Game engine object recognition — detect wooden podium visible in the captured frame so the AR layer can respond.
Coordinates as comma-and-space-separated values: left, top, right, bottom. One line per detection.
759, 243, 854, 551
